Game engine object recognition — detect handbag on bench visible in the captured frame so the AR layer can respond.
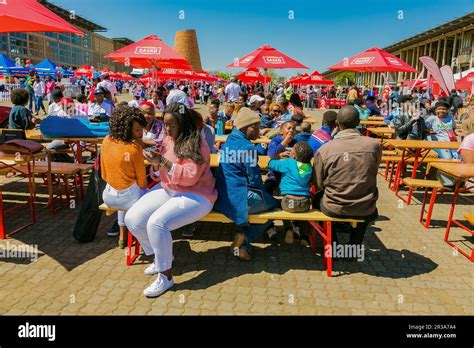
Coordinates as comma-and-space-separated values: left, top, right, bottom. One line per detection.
0, 139, 44, 155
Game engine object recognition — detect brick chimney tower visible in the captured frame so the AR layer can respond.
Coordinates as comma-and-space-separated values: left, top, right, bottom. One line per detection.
173, 29, 202, 72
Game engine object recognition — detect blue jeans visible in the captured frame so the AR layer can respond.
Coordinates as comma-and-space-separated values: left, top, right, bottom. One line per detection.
28, 92, 34, 111
240, 189, 279, 252
34, 95, 45, 114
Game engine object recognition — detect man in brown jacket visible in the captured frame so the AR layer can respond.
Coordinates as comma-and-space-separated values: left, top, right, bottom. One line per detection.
313, 105, 381, 245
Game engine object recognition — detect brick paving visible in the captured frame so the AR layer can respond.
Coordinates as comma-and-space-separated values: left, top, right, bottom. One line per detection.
0, 103, 472, 315
1, 173, 472, 315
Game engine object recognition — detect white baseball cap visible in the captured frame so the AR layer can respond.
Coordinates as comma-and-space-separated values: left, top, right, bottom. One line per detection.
249, 95, 265, 105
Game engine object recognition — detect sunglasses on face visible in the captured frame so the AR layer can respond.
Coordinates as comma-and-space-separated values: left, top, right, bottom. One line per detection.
272, 109, 281, 113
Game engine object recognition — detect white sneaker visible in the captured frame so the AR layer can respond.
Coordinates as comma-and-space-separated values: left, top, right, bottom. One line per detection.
143, 273, 174, 298
144, 256, 175, 276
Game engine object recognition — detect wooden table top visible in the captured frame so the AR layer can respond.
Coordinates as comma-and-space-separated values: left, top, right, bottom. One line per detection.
25, 130, 104, 143
0, 150, 48, 163
368, 116, 385, 121
359, 120, 387, 126
385, 139, 461, 150
430, 162, 474, 179
215, 135, 271, 144
367, 127, 395, 135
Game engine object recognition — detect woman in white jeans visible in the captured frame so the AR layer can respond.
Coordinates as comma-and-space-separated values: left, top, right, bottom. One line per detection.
101, 105, 148, 248
125, 103, 217, 298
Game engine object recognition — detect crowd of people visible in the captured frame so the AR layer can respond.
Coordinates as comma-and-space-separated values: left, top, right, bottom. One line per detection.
5, 69, 474, 298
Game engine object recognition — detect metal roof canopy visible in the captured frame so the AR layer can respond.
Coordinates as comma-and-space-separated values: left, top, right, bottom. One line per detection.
38, 0, 107, 32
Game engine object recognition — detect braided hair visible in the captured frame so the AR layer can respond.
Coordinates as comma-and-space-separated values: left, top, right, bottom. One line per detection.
164, 103, 205, 164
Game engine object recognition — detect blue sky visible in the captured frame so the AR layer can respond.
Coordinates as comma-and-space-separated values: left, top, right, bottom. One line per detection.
52, 0, 473, 77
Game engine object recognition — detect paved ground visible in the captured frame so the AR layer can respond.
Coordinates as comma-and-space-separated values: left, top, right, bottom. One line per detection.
0, 96, 473, 315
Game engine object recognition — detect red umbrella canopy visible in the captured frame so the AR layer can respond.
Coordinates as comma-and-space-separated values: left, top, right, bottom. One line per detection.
74, 65, 94, 77
236, 67, 271, 83
105, 35, 192, 70
328, 47, 417, 73
227, 45, 308, 70
298, 70, 334, 85
140, 69, 197, 81
456, 72, 474, 91
100, 68, 121, 79
288, 73, 309, 84
0, 0, 82, 35
196, 70, 218, 82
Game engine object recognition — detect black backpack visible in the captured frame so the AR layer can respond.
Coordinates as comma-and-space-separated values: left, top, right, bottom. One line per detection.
72, 152, 106, 242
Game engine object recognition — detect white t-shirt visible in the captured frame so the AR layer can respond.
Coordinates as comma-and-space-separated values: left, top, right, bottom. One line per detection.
88, 102, 114, 119
33, 81, 45, 97
166, 89, 190, 107
148, 99, 164, 111
97, 79, 117, 96
225, 82, 241, 102
48, 102, 63, 116
128, 99, 140, 108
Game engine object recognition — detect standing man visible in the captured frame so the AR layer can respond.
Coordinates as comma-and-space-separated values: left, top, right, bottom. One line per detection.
26, 70, 36, 111
346, 85, 358, 104
225, 77, 241, 104
313, 106, 380, 248
32, 75, 46, 115
306, 85, 315, 110
97, 72, 117, 102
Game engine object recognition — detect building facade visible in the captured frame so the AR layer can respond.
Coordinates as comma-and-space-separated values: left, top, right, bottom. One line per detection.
0, 0, 132, 72
323, 12, 474, 85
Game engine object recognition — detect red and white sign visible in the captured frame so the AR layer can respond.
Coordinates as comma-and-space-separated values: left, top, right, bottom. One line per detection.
387, 57, 402, 66
246, 71, 259, 77
351, 57, 374, 65
263, 56, 286, 64
240, 56, 254, 64
135, 46, 161, 55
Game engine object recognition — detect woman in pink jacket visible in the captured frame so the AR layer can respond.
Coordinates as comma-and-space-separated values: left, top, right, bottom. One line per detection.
125, 103, 217, 298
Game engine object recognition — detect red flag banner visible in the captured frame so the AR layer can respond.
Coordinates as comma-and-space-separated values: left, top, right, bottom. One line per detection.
440, 65, 456, 92
418, 56, 449, 95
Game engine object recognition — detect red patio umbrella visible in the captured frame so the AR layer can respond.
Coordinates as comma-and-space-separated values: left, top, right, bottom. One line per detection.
236, 68, 271, 84
288, 73, 309, 85
456, 71, 474, 93
328, 47, 417, 73
297, 70, 334, 85
74, 65, 94, 78
227, 44, 308, 89
196, 70, 218, 82
0, 0, 82, 35
105, 35, 192, 70
100, 68, 121, 79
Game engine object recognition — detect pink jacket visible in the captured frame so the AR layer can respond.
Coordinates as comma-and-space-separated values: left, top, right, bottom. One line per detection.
159, 135, 217, 204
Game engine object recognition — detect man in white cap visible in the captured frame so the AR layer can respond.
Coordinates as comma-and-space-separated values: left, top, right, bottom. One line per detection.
248, 94, 265, 114
97, 72, 117, 102
225, 77, 241, 104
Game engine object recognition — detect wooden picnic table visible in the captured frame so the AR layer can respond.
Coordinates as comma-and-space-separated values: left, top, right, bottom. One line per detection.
366, 127, 394, 141
384, 139, 461, 204
368, 116, 385, 121
0, 150, 51, 239
215, 135, 271, 144
430, 162, 474, 261
359, 120, 387, 127
25, 130, 104, 163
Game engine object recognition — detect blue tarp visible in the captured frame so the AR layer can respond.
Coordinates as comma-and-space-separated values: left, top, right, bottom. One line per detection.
31, 58, 73, 77
0, 54, 29, 75
40, 117, 109, 138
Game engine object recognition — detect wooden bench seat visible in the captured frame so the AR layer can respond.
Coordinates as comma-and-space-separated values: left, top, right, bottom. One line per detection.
381, 156, 460, 164
465, 214, 474, 225
401, 178, 444, 189
99, 203, 363, 276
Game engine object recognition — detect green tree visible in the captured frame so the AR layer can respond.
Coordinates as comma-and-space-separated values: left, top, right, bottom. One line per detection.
334, 71, 356, 86
208, 71, 233, 80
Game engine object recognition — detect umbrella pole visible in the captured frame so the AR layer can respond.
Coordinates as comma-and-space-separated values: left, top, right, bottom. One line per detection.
264, 68, 267, 95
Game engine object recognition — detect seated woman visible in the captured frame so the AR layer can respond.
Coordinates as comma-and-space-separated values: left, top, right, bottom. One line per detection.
125, 103, 217, 298
101, 106, 148, 247
139, 101, 165, 148
214, 107, 279, 261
